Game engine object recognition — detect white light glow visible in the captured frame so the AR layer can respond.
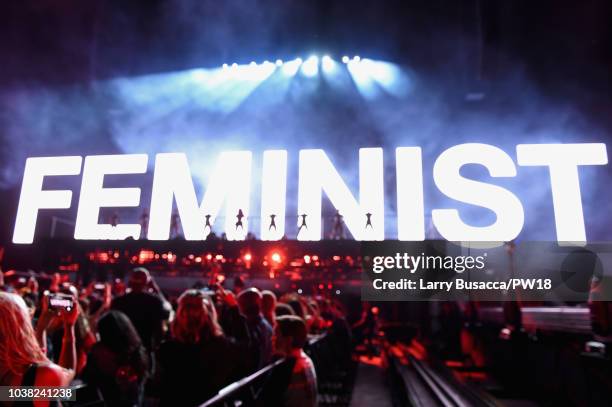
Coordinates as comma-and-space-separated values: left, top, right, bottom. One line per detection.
261, 150, 287, 241
148, 152, 252, 241
347, 59, 379, 99
282, 58, 303, 76
361, 59, 409, 97
321, 55, 336, 74
301, 55, 319, 77
74, 154, 148, 240
297, 148, 384, 241
432, 143, 524, 241
13, 156, 83, 244
517, 143, 608, 243
341, 56, 349, 63
396, 147, 425, 240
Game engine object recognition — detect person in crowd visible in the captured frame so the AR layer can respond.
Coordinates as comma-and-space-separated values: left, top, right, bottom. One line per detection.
112, 268, 172, 351
320, 299, 352, 366
238, 288, 274, 370
273, 315, 318, 407
40, 283, 96, 375
261, 290, 277, 328
276, 302, 296, 317
305, 299, 325, 333
214, 284, 251, 348
0, 291, 78, 404
157, 290, 244, 406
81, 282, 112, 335
287, 298, 306, 320
82, 311, 149, 407
232, 275, 245, 295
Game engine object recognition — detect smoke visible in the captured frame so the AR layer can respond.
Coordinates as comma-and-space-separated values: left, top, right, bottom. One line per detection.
0, 0, 610, 241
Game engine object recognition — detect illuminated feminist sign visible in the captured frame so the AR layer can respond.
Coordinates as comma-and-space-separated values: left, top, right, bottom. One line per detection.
11, 143, 608, 244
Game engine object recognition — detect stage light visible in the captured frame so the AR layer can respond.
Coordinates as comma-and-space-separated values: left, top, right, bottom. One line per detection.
275, 59, 283, 66
282, 58, 302, 76
271, 252, 282, 263
321, 55, 336, 73
353, 55, 361, 62
303, 255, 311, 264
360, 59, 410, 97
335, 290, 341, 295
244, 253, 252, 261
342, 56, 349, 63
215, 254, 224, 261
195, 256, 202, 263
249, 61, 257, 67
347, 59, 379, 99
297, 289, 303, 294
231, 63, 238, 69
222, 63, 228, 70
301, 55, 319, 77
206, 253, 212, 260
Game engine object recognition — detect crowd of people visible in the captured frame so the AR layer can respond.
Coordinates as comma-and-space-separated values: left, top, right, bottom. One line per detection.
0, 267, 352, 407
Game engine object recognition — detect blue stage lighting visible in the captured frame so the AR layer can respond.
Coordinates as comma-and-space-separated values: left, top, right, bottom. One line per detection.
275, 59, 283, 66
301, 55, 319, 77
341, 56, 350, 63
321, 55, 336, 74
282, 58, 302, 76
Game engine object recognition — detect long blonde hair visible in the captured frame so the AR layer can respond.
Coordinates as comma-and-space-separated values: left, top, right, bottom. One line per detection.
0, 292, 48, 376
171, 290, 223, 344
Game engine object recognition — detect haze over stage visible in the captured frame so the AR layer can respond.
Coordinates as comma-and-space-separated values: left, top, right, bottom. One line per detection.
1, 1, 612, 245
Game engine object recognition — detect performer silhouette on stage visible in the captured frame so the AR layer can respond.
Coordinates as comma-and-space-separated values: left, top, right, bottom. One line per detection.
268, 214, 277, 231
297, 214, 308, 234
331, 210, 345, 239
110, 212, 119, 228
204, 214, 213, 231
140, 209, 149, 238
235, 209, 245, 230
365, 212, 373, 229
170, 211, 180, 238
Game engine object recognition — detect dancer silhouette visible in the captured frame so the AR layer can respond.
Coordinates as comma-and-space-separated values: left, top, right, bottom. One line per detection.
297, 214, 308, 234
365, 212, 373, 229
235, 209, 245, 230
331, 210, 345, 239
269, 214, 277, 231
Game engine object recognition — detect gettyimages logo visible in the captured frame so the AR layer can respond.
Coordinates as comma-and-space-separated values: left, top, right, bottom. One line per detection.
371, 252, 487, 274
361, 241, 612, 302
